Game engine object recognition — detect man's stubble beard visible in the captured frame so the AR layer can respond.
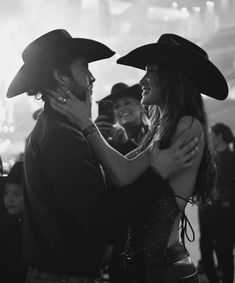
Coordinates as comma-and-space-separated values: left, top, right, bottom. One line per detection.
69, 80, 87, 101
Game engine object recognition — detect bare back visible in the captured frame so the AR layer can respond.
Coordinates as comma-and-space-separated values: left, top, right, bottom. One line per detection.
167, 116, 205, 246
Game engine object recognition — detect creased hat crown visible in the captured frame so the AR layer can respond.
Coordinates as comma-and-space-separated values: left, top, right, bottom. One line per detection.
117, 33, 228, 100
7, 29, 115, 98
22, 29, 71, 63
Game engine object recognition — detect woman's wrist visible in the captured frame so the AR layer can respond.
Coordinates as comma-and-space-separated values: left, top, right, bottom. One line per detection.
79, 118, 94, 131
81, 121, 98, 138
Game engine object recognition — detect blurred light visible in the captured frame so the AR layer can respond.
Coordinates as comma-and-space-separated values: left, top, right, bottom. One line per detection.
0, 139, 11, 154
172, 2, 178, 8
163, 16, 169, 21
3, 126, 9, 133
181, 7, 190, 18
221, 0, 229, 8
193, 6, 201, 12
9, 126, 15, 133
206, 1, 215, 7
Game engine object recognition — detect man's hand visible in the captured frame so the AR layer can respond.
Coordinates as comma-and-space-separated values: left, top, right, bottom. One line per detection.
150, 129, 199, 179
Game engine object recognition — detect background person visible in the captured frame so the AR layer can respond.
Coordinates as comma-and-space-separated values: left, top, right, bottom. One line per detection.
198, 123, 235, 283
0, 161, 27, 283
96, 83, 150, 155
97, 83, 151, 281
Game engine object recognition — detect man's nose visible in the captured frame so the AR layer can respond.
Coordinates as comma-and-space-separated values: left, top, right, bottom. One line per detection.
89, 72, 95, 83
139, 75, 147, 86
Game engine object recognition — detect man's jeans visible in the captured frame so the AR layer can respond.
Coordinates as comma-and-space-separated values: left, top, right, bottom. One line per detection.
25, 266, 101, 283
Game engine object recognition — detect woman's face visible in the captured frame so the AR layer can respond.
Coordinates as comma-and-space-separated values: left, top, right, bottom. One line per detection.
140, 64, 162, 106
4, 183, 24, 215
113, 97, 142, 127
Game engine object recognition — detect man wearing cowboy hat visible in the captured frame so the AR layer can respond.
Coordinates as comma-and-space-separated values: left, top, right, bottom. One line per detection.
7, 29, 116, 283
7, 30, 200, 283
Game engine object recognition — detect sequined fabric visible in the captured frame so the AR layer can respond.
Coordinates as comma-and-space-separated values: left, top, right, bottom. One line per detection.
124, 170, 179, 259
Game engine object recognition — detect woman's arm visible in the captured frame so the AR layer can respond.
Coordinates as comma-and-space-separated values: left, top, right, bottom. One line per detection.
47, 89, 198, 187
168, 116, 205, 211
47, 88, 150, 186
86, 126, 150, 187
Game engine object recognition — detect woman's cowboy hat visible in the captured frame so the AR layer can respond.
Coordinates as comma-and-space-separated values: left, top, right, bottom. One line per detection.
99, 83, 142, 102
7, 29, 115, 98
117, 33, 228, 100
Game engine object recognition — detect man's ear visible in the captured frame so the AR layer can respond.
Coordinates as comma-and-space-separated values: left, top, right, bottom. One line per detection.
53, 69, 69, 86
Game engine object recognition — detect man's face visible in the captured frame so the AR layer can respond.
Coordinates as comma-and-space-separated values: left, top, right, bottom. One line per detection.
66, 57, 95, 101
113, 97, 142, 127
140, 64, 162, 106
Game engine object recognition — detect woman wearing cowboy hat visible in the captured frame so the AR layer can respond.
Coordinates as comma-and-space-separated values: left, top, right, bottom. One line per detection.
48, 33, 228, 283
96, 83, 151, 155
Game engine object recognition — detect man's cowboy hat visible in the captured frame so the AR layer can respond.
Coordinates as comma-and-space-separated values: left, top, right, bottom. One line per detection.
117, 33, 228, 100
7, 29, 115, 98
99, 83, 143, 102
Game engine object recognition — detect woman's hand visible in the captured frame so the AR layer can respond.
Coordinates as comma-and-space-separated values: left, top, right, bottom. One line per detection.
112, 124, 128, 144
47, 86, 93, 130
150, 129, 198, 179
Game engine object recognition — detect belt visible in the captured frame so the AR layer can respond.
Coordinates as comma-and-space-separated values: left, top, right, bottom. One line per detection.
27, 266, 100, 282
125, 242, 189, 266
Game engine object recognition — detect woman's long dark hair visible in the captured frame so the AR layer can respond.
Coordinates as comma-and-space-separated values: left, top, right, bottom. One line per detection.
137, 63, 217, 206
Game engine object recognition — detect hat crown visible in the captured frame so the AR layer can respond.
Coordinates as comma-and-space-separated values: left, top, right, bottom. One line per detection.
158, 33, 208, 59
7, 161, 24, 185
99, 83, 142, 102
22, 29, 72, 63
111, 82, 129, 94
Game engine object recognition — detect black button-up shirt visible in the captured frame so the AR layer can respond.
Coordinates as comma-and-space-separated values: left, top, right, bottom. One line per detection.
23, 109, 112, 276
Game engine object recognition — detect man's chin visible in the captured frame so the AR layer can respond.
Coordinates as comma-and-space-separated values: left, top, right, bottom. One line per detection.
72, 90, 86, 101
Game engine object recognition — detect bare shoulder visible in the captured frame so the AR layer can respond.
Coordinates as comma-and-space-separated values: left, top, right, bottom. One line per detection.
177, 115, 202, 134
172, 115, 205, 172
172, 116, 204, 145
169, 116, 205, 208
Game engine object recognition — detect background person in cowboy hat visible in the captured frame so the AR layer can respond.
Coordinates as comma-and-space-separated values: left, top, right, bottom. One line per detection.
7, 29, 198, 283
47, 33, 228, 283
96, 83, 151, 155
0, 161, 27, 283
97, 83, 151, 282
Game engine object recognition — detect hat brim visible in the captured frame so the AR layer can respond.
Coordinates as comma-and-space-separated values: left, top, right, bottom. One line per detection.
99, 84, 143, 102
117, 44, 228, 100
7, 38, 115, 98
